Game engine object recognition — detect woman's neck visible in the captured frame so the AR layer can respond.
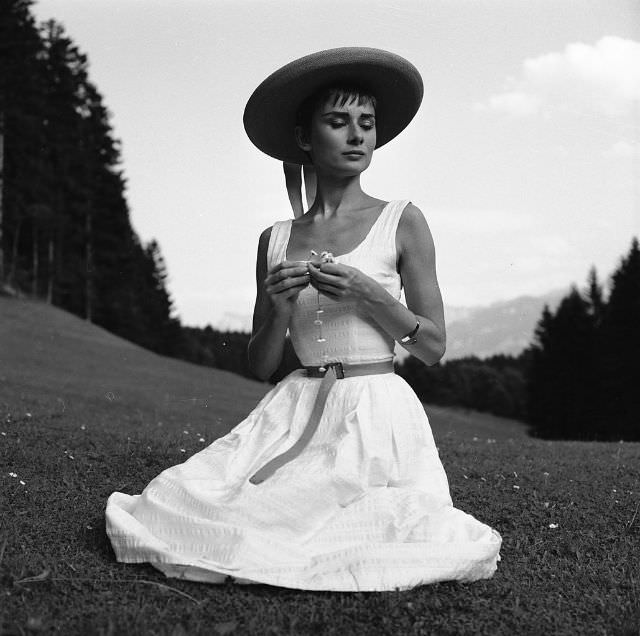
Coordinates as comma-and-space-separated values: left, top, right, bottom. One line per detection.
308, 174, 373, 219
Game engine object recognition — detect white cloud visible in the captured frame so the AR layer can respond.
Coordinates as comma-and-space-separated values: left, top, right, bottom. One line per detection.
476, 36, 640, 118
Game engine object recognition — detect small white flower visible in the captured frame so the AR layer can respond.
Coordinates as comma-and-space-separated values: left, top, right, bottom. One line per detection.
544, 502, 550, 508
1, 432, 6, 436
472, 436, 479, 442
80, 425, 86, 431
198, 437, 205, 443
19, 480, 25, 485
463, 474, 468, 479
543, 472, 549, 476
26, 413, 32, 418
612, 489, 617, 493
513, 485, 520, 490
9, 472, 17, 478
548, 523, 559, 529
180, 448, 186, 453
68, 454, 74, 460
183, 430, 189, 435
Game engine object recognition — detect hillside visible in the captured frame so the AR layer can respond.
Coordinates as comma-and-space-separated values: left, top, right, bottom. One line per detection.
0, 296, 527, 441
0, 296, 269, 440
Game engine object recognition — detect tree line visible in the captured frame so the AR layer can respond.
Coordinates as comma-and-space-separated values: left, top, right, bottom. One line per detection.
526, 239, 640, 441
1, 0, 181, 355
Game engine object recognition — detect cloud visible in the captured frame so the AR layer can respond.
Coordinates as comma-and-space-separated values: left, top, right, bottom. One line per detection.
475, 36, 640, 118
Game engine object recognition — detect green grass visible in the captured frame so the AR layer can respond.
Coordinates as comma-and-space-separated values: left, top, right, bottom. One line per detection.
1, 296, 639, 635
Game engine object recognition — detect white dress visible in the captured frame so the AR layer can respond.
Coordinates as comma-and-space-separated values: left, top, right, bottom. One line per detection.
105, 200, 502, 591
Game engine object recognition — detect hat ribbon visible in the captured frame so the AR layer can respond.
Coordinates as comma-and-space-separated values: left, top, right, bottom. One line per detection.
283, 162, 316, 218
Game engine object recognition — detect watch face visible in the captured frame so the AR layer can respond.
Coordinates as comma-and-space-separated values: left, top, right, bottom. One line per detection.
401, 322, 420, 344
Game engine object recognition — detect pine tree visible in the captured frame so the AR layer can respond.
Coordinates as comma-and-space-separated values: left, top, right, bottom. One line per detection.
601, 238, 640, 440
527, 287, 600, 439
0, 0, 48, 289
527, 305, 555, 436
587, 267, 605, 326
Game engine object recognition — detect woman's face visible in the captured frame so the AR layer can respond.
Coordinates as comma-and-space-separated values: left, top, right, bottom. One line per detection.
297, 94, 376, 176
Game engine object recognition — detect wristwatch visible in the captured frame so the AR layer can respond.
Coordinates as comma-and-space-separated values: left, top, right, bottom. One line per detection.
400, 321, 420, 345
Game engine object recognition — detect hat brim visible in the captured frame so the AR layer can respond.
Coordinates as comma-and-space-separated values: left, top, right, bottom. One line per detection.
243, 47, 423, 165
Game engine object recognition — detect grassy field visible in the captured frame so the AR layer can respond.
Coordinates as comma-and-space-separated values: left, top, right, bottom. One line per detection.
1, 296, 638, 635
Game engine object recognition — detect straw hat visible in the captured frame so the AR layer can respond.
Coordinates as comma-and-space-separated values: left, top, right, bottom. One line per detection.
243, 47, 424, 165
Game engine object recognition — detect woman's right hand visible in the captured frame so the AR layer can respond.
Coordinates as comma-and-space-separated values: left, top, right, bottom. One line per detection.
264, 260, 310, 316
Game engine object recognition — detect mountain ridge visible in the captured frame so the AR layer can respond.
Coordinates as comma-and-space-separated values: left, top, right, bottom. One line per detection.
443, 289, 567, 359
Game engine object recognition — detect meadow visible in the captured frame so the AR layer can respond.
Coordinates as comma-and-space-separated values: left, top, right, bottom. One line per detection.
1, 296, 638, 635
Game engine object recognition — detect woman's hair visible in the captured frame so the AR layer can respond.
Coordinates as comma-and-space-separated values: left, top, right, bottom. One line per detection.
295, 85, 378, 136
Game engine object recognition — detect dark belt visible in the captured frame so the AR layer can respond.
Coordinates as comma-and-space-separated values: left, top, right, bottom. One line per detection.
249, 359, 394, 484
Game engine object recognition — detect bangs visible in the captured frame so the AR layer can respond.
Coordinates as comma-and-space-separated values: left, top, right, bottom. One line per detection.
295, 84, 377, 131
325, 87, 377, 110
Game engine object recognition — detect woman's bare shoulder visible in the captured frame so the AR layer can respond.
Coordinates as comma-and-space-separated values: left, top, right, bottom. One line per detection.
255, 226, 274, 266
397, 203, 435, 254
259, 225, 273, 242
399, 201, 426, 222
398, 202, 431, 232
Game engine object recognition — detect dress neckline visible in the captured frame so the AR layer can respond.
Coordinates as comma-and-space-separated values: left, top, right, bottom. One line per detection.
284, 200, 392, 262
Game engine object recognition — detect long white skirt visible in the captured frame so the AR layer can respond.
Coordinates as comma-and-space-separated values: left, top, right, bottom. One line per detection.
105, 370, 502, 591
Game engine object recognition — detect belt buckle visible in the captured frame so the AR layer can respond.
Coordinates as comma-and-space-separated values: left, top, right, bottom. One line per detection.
329, 361, 344, 379
315, 361, 344, 378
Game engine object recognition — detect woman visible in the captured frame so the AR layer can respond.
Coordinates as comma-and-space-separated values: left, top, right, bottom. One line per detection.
106, 47, 502, 592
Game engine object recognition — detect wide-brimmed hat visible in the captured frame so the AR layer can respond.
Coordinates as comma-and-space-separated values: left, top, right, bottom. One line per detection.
243, 47, 424, 165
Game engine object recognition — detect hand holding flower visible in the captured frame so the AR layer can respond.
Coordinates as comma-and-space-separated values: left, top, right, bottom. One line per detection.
307, 259, 381, 305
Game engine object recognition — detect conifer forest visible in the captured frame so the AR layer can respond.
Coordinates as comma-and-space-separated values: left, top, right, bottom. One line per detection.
1, 0, 638, 440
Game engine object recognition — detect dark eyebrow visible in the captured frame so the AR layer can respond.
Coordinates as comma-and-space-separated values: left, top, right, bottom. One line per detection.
320, 110, 376, 118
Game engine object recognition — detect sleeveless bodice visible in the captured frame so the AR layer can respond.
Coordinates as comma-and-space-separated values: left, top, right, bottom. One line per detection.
267, 200, 410, 366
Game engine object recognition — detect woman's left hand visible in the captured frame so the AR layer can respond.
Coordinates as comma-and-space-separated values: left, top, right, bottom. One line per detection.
307, 261, 379, 303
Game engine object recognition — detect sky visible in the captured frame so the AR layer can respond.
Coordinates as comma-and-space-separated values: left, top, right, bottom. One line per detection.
32, 0, 640, 329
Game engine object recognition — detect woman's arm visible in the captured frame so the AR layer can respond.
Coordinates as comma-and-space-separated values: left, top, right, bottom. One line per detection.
307, 203, 446, 366
247, 227, 310, 381
370, 202, 446, 365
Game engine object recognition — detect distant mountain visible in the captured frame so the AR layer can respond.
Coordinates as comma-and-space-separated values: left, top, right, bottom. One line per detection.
211, 290, 568, 361
443, 289, 567, 360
